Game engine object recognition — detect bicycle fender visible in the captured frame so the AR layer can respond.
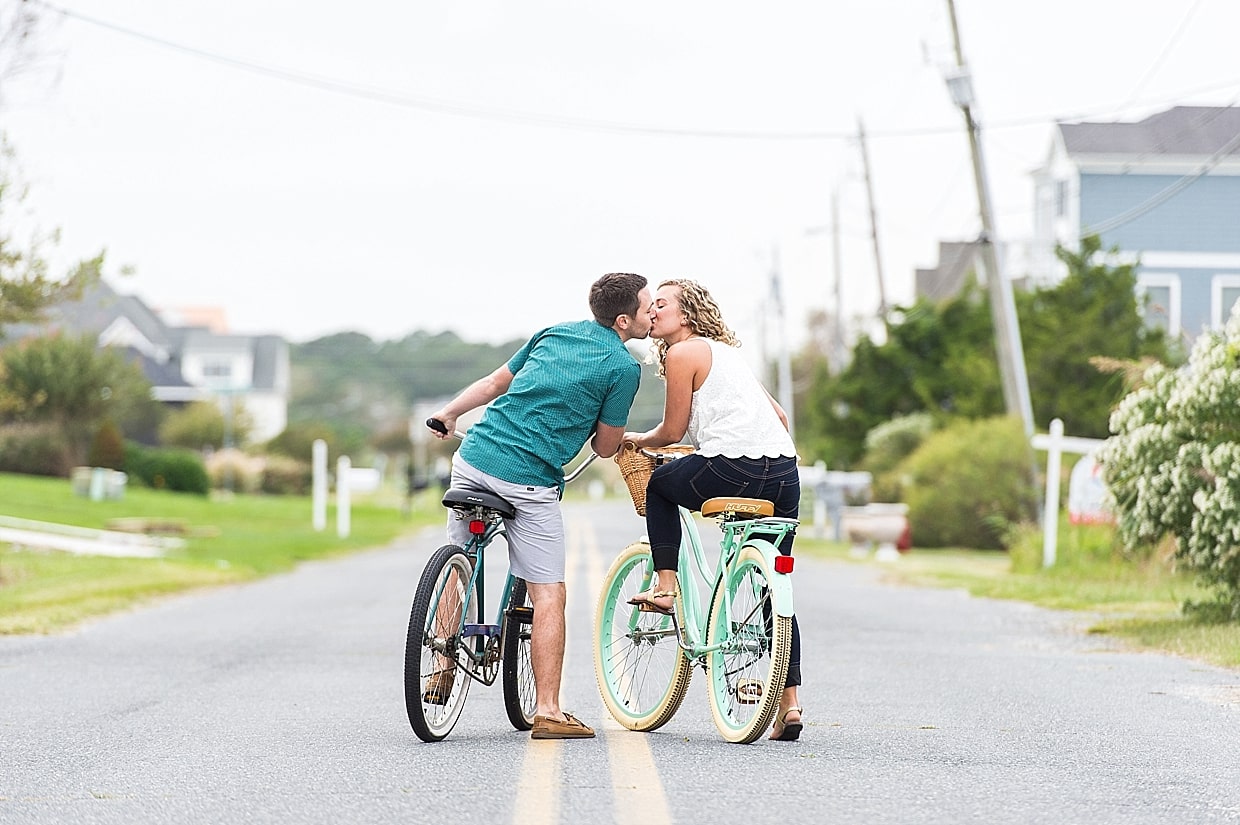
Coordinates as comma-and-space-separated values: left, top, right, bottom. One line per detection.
745, 539, 795, 618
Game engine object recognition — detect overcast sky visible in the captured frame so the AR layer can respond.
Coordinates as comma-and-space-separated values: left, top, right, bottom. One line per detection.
5, 0, 1240, 355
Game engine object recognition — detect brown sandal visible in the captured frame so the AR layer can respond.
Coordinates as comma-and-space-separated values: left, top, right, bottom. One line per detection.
627, 589, 677, 615
770, 706, 803, 741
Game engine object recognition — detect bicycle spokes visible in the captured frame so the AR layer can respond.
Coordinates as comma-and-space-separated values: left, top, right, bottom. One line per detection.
706, 547, 791, 744
594, 542, 692, 732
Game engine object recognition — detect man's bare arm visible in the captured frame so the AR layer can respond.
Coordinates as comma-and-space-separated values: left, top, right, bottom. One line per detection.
427, 365, 515, 438
591, 422, 628, 458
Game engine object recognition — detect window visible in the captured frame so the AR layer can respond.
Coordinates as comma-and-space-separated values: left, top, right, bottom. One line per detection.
1136, 274, 1180, 337
1213, 275, 1240, 328
1054, 180, 1068, 218
202, 361, 233, 380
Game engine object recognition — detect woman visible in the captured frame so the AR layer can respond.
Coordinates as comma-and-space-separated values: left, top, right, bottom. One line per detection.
623, 278, 804, 742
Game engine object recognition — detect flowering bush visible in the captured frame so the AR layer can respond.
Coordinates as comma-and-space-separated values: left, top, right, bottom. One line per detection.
1098, 305, 1240, 617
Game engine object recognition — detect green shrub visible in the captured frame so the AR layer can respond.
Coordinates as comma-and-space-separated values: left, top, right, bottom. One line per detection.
862, 412, 935, 501
124, 442, 210, 495
0, 423, 74, 477
87, 419, 126, 470
204, 448, 263, 494
1098, 307, 1240, 617
260, 455, 312, 495
265, 422, 339, 462
899, 415, 1038, 549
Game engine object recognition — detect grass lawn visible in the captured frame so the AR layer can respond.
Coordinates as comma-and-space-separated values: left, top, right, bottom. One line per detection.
0, 472, 441, 634
796, 529, 1240, 671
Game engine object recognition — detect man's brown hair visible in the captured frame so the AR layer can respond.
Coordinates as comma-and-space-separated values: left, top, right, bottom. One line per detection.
589, 272, 648, 327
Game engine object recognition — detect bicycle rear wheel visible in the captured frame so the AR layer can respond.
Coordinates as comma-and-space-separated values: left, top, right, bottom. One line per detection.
593, 541, 692, 731
501, 577, 537, 730
706, 544, 791, 744
405, 544, 478, 742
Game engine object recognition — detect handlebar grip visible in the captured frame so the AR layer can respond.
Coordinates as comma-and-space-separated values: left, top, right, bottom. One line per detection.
426, 417, 449, 435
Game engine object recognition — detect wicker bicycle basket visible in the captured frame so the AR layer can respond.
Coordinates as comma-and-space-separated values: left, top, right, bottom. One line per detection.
615, 442, 695, 516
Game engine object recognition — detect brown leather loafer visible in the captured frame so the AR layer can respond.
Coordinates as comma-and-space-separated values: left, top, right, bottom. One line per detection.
422, 670, 455, 705
530, 712, 596, 739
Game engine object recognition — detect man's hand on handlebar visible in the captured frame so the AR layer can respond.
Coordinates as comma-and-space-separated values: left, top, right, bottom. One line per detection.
426, 415, 457, 440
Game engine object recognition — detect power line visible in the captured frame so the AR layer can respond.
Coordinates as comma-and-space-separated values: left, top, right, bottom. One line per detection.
32, 0, 1240, 145
1119, 0, 1206, 110
31, 0, 850, 141
1083, 124, 1240, 236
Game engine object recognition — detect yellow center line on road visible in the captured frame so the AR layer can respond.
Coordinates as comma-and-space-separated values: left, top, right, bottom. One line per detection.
582, 515, 673, 825
511, 513, 671, 825
512, 737, 560, 823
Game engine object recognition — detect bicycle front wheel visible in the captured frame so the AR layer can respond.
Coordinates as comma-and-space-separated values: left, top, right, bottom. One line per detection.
706, 544, 791, 744
405, 544, 477, 742
593, 541, 692, 732
501, 577, 536, 731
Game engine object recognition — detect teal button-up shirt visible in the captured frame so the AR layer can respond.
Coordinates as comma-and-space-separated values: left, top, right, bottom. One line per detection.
459, 320, 641, 489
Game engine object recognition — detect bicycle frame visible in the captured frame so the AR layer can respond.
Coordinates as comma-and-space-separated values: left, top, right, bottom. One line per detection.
637, 505, 797, 660
429, 507, 518, 686
428, 449, 599, 686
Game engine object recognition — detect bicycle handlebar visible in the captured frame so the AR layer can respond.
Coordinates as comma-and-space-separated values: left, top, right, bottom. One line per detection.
425, 417, 462, 440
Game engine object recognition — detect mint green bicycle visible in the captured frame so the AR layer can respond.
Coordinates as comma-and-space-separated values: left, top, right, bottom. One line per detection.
593, 445, 798, 744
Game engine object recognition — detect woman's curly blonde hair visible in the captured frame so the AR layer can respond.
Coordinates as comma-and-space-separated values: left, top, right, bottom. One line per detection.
651, 278, 740, 377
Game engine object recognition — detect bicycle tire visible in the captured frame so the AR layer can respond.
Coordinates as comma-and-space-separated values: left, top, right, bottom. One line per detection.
593, 541, 692, 732
705, 544, 791, 744
501, 577, 537, 731
405, 544, 478, 742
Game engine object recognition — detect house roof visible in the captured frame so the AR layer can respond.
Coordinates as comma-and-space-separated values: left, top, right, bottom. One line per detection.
6, 278, 170, 351
915, 241, 982, 301
6, 278, 288, 395
251, 335, 286, 391
1059, 106, 1240, 157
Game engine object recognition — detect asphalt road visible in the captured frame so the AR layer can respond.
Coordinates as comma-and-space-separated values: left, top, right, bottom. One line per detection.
2, 499, 1238, 825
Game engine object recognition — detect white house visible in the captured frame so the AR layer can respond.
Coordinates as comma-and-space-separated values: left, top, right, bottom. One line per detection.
16, 278, 290, 443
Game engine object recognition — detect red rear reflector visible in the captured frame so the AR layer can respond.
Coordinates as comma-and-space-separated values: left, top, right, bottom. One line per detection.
469, 520, 486, 535
774, 555, 794, 574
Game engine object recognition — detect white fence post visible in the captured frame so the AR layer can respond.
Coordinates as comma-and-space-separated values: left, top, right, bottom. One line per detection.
312, 439, 328, 532
1030, 418, 1106, 568
337, 455, 351, 539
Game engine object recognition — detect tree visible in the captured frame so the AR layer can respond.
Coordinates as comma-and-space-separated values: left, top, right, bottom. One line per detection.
87, 418, 126, 470
0, 0, 51, 97
0, 333, 158, 469
0, 137, 83, 332
264, 421, 344, 464
799, 283, 1003, 467
1018, 235, 1173, 438
797, 238, 1173, 465
158, 400, 251, 451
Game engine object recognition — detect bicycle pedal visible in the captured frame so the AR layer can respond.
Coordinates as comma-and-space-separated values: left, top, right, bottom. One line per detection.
736, 679, 764, 705
462, 623, 501, 638
506, 605, 534, 624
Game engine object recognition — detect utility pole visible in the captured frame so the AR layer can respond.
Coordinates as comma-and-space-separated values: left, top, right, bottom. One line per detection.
943, 0, 1035, 438
770, 245, 795, 440
857, 118, 890, 324
830, 189, 846, 374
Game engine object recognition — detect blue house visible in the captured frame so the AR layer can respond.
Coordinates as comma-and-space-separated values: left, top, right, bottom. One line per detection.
1031, 105, 1240, 347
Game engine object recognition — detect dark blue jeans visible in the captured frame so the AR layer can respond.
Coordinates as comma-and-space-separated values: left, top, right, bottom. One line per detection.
645, 453, 802, 687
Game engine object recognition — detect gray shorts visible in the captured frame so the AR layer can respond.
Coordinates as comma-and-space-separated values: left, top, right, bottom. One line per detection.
445, 455, 566, 584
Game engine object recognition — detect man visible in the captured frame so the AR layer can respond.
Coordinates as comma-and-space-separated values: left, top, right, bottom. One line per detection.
428, 272, 653, 740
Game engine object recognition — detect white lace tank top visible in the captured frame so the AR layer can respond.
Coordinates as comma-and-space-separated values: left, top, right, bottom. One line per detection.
686, 339, 797, 459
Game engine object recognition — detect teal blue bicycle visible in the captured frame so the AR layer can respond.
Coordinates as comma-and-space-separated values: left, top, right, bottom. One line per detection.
593, 443, 798, 744
404, 419, 596, 742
